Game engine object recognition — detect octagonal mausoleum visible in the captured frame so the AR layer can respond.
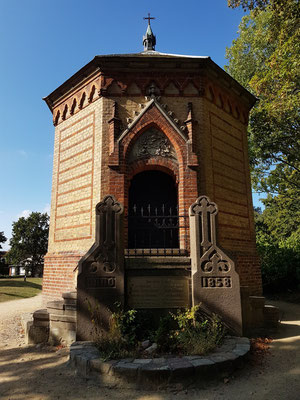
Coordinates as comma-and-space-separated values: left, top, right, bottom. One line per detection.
43, 42, 262, 304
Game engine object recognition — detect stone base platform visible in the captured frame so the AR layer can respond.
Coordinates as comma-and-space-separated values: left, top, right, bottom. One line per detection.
69, 336, 250, 388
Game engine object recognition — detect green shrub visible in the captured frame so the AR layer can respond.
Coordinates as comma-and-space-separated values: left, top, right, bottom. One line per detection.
254, 206, 300, 294
95, 336, 137, 361
95, 305, 139, 360
95, 304, 152, 360
110, 303, 153, 345
170, 305, 225, 355
95, 304, 226, 360
257, 243, 300, 293
151, 313, 178, 352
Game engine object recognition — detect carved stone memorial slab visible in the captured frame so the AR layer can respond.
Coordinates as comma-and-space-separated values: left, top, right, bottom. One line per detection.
189, 196, 242, 335
77, 195, 124, 341
127, 276, 189, 309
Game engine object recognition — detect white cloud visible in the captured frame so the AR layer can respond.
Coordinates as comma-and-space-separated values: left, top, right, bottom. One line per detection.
1, 242, 10, 251
15, 204, 50, 221
43, 204, 51, 215
17, 209, 31, 219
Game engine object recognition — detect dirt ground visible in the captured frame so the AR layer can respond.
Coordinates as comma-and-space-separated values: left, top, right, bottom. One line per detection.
0, 296, 300, 400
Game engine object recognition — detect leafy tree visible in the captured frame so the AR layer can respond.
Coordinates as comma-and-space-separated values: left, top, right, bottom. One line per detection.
226, 0, 300, 292
0, 231, 7, 249
225, 0, 300, 197
0, 231, 8, 274
254, 206, 300, 292
228, 0, 299, 16
228, 0, 268, 10
6, 212, 49, 276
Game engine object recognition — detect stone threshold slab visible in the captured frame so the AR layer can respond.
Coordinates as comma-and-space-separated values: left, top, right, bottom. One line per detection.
69, 336, 250, 388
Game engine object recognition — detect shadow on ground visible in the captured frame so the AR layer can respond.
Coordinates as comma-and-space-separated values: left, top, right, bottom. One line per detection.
0, 280, 42, 290
0, 343, 193, 400
0, 299, 300, 400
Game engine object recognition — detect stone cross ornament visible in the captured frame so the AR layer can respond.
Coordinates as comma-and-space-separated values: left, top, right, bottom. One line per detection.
189, 196, 242, 335
77, 195, 124, 341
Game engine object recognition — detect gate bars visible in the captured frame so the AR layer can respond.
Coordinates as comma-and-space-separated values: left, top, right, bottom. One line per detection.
125, 204, 189, 257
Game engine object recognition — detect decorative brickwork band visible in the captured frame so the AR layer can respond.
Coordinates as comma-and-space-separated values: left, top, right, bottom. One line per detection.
77, 195, 124, 341
189, 196, 242, 335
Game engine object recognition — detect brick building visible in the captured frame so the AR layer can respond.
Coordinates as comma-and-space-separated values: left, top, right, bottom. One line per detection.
43, 21, 261, 303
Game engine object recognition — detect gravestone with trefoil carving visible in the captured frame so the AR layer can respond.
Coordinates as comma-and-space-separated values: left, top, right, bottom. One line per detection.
189, 195, 242, 335
77, 195, 124, 341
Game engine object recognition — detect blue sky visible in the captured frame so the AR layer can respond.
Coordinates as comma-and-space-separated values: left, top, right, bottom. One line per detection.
0, 0, 262, 250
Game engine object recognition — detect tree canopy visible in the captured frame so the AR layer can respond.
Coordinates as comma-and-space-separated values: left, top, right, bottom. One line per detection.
6, 212, 49, 276
0, 231, 7, 250
226, 0, 300, 291
226, 0, 300, 197
228, 0, 300, 15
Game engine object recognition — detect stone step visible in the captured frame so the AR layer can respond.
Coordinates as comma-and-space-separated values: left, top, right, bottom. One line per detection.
125, 256, 191, 270
50, 313, 77, 323
62, 291, 77, 300
33, 309, 49, 321
47, 300, 64, 311
264, 304, 280, 327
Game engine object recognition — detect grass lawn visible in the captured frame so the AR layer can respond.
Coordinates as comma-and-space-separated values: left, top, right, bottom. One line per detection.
0, 278, 43, 303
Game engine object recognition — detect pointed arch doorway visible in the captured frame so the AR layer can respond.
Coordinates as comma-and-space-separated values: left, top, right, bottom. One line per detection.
128, 170, 179, 249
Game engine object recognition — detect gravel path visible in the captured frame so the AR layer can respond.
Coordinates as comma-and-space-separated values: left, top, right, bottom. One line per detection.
0, 294, 43, 348
0, 293, 43, 320
0, 296, 300, 399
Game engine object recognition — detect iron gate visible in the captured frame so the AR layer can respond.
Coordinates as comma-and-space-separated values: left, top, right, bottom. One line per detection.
126, 204, 189, 256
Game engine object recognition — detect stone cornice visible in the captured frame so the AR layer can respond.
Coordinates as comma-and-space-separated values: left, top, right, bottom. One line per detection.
44, 54, 255, 108
46, 55, 256, 127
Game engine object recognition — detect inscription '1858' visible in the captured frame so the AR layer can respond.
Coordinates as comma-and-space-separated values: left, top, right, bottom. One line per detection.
85, 276, 116, 288
201, 277, 232, 288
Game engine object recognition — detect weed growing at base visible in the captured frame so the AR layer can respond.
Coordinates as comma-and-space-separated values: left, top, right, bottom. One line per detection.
96, 304, 226, 360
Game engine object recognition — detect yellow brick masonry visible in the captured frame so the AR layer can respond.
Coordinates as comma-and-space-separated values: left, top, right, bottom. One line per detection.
107, 94, 256, 252
43, 98, 104, 300
150, 93, 260, 293
43, 86, 262, 300
48, 97, 103, 253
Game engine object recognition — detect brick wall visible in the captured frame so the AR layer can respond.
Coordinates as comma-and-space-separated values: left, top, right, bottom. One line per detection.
42, 252, 83, 302
156, 94, 262, 295
43, 98, 104, 300
44, 68, 262, 300
202, 90, 262, 295
48, 97, 104, 253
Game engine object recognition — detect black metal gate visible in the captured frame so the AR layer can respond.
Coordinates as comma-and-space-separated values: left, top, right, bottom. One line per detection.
126, 204, 189, 256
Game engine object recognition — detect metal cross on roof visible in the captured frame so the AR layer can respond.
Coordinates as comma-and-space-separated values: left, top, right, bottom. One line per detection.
143, 13, 156, 51
143, 13, 155, 25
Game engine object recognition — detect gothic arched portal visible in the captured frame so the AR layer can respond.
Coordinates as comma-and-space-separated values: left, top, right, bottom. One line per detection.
128, 170, 179, 249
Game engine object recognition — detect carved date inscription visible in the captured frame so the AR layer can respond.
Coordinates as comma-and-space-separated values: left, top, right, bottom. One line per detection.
85, 276, 116, 289
201, 276, 232, 288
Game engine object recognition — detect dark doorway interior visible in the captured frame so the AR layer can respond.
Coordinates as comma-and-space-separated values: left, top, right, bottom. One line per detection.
128, 170, 179, 249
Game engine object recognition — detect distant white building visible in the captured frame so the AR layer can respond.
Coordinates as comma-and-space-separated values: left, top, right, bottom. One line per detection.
9, 258, 34, 276
9, 265, 27, 276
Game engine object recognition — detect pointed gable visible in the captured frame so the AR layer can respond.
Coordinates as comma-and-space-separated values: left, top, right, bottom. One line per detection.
119, 99, 188, 145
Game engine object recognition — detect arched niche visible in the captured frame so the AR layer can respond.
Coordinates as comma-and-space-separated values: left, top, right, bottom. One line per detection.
128, 170, 179, 249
